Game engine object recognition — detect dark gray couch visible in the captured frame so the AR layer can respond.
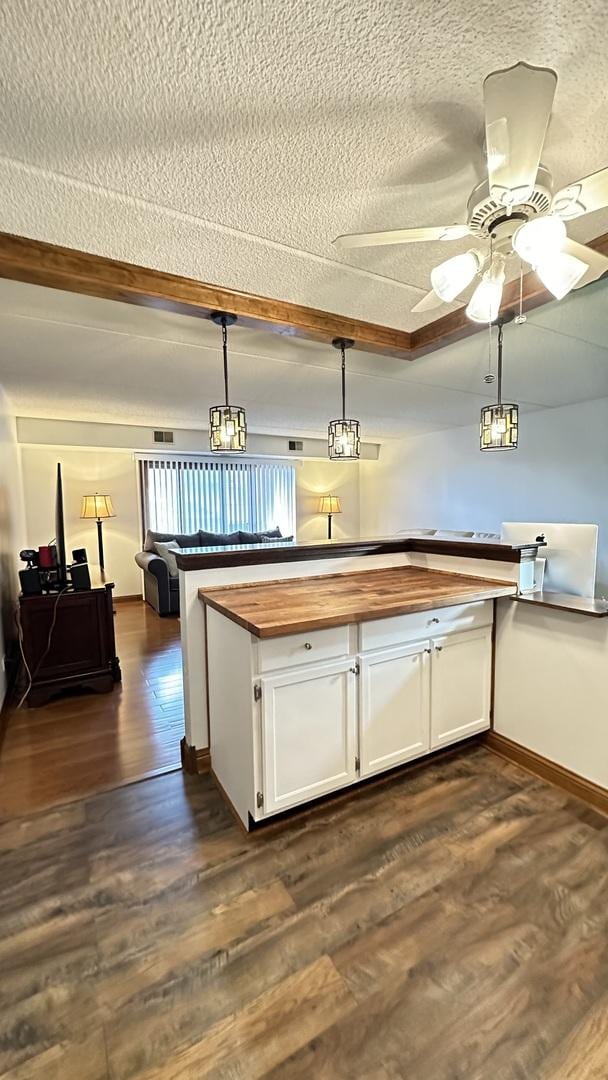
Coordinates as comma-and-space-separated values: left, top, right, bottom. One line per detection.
135, 527, 283, 615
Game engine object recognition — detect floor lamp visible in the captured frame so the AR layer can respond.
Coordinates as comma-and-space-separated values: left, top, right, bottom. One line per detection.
80, 494, 115, 570
318, 495, 342, 540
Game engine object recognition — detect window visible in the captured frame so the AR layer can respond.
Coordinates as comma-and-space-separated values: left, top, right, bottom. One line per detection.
138, 456, 296, 538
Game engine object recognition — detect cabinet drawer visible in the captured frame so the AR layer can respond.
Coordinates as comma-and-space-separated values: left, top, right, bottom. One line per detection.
257, 624, 351, 673
359, 600, 493, 652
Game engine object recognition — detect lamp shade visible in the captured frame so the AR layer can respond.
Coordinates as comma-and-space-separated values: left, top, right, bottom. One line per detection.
80, 494, 115, 520
318, 495, 342, 515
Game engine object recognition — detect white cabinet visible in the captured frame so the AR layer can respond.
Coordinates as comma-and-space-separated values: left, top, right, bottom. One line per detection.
260, 658, 357, 814
430, 627, 492, 749
207, 605, 494, 828
359, 641, 431, 777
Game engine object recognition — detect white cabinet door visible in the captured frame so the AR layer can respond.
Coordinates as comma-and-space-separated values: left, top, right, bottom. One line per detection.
359, 641, 431, 777
260, 658, 357, 815
430, 627, 492, 749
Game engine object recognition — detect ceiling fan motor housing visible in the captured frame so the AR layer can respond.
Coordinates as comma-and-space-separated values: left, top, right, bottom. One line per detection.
466, 165, 553, 241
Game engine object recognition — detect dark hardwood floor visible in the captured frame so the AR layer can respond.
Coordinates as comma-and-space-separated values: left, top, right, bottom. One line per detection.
0, 744, 606, 1079
0, 601, 183, 820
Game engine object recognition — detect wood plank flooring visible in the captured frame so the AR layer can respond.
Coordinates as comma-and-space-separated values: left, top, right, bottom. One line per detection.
1, 745, 606, 1078
0, 602, 183, 819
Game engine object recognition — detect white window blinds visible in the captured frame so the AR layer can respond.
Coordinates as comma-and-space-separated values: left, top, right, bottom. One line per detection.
139, 457, 296, 538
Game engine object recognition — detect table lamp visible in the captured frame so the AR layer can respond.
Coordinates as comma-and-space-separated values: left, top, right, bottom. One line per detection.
318, 494, 342, 540
80, 494, 115, 570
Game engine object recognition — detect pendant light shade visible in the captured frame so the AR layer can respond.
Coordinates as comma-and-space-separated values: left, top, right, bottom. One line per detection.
480, 319, 518, 451
328, 338, 360, 460
209, 312, 247, 452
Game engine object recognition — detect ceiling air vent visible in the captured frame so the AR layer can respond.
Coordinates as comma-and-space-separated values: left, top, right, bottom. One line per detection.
288, 439, 303, 452
154, 430, 174, 444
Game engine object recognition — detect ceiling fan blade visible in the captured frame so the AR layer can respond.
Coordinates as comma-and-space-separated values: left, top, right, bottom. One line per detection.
411, 289, 446, 314
552, 167, 608, 220
484, 61, 557, 208
333, 224, 471, 250
562, 238, 608, 288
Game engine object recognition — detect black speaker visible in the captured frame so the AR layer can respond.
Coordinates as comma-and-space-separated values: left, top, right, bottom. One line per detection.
72, 548, 88, 564
19, 567, 43, 595
70, 563, 91, 591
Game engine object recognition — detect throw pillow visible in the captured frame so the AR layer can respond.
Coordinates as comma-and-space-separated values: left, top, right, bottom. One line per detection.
144, 529, 200, 551
199, 529, 242, 546
153, 540, 181, 577
238, 530, 263, 544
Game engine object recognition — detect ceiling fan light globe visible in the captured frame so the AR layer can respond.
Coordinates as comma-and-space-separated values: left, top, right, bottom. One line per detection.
535, 251, 588, 299
512, 214, 567, 265
465, 260, 505, 324
430, 251, 481, 303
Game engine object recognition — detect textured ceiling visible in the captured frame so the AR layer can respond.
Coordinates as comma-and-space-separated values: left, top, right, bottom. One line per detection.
1, 277, 607, 441
0, 0, 607, 331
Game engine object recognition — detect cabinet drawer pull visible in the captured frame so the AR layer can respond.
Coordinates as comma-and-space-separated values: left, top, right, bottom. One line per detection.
429, 617, 440, 624
304, 642, 313, 650
435, 644, 443, 652
424, 648, 432, 654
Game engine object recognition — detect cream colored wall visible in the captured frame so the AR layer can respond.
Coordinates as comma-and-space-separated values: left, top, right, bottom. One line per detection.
296, 460, 360, 542
18, 421, 367, 597
19, 446, 142, 597
17, 417, 379, 460
0, 387, 26, 704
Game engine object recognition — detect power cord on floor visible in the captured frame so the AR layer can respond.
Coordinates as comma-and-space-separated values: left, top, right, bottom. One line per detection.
15, 587, 69, 709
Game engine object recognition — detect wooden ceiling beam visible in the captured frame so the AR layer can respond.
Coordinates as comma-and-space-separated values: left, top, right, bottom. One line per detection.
0, 232, 415, 360
0, 230, 606, 362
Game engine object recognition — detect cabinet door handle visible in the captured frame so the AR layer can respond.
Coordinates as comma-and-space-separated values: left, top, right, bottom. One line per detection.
424, 648, 432, 654
429, 617, 440, 624
435, 645, 443, 652
304, 642, 313, 650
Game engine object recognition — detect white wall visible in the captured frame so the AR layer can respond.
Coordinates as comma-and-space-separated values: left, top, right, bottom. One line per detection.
0, 387, 26, 705
18, 420, 366, 596
361, 397, 608, 594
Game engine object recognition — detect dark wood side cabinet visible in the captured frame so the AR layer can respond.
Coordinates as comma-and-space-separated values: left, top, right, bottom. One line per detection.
19, 575, 121, 706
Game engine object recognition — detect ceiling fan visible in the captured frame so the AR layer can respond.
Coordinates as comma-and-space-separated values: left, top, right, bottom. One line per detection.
334, 61, 608, 322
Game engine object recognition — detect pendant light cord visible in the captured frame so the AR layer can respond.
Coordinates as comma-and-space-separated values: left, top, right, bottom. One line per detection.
221, 319, 229, 406
341, 342, 346, 420
497, 321, 503, 408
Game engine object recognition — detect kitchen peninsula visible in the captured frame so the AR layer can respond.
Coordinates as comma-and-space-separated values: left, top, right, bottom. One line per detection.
200, 565, 516, 827
177, 534, 541, 768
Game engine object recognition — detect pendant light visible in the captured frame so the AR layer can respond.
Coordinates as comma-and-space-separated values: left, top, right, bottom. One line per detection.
328, 337, 360, 460
480, 318, 518, 451
209, 311, 247, 453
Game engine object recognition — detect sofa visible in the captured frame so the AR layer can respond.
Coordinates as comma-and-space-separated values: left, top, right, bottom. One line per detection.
135, 527, 285, 616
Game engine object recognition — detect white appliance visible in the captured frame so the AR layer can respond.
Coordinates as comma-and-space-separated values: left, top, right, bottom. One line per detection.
501, 522, 598, 597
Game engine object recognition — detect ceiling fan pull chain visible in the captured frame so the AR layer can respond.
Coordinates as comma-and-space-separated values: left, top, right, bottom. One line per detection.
515, 260, 527, 324
484, 322, 495, 384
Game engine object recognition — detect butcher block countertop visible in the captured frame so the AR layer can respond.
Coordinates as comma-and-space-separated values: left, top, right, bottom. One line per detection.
199, 566, 517, 638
